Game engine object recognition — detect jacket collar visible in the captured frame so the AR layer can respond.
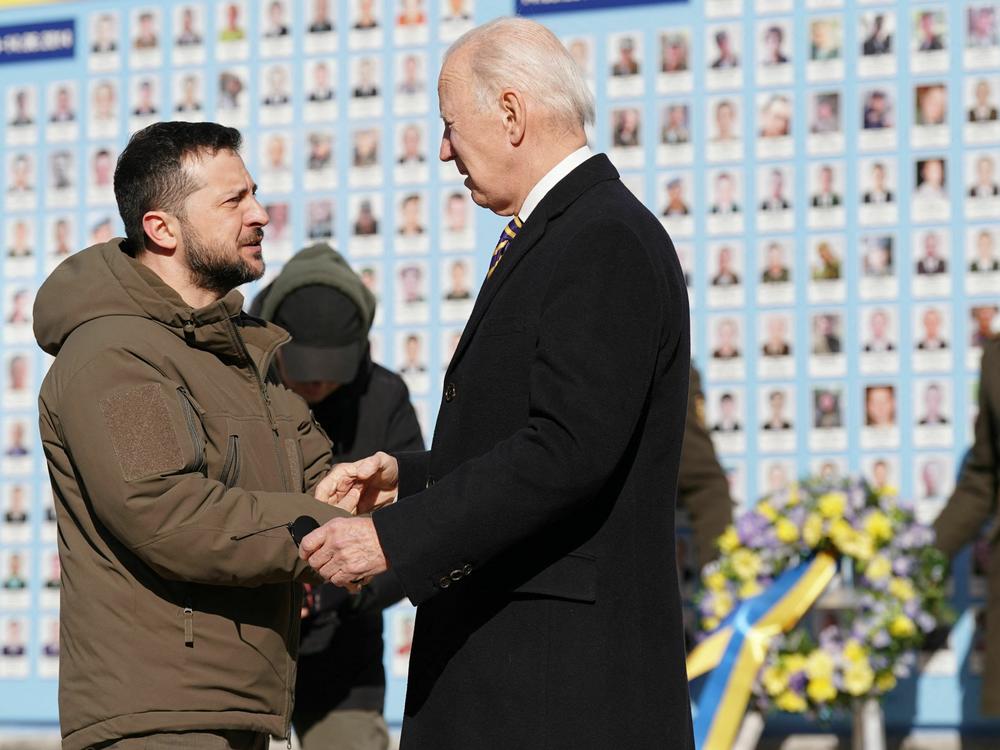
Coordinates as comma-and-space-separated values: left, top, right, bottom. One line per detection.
111, 244, 288, 369
447, 154, 619, 373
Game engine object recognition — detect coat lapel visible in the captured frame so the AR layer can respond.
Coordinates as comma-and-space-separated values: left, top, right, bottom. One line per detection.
446, 154, 620, 374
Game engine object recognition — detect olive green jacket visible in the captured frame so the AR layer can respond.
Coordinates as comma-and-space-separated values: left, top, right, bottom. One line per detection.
680, 366, 733, 568
934, 337, 1000, 715
35, 240, 347, 750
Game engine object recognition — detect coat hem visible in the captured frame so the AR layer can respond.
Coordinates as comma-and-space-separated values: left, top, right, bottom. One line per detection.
62, 710, 286, 750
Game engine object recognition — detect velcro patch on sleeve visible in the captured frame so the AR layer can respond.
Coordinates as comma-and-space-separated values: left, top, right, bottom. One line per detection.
285, 438, 302, 492
99, 383, 185, 482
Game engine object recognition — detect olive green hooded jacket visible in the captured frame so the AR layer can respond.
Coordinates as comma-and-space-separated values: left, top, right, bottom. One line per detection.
34, 240, 346, 750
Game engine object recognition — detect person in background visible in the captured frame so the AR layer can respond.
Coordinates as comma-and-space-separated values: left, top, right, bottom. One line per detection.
933, 335, 1000, 715
680, 366, 733, 569
969, 79, 998, 123
250, 243, 423, 750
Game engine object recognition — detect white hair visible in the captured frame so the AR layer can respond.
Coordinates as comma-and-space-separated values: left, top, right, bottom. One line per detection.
443, 17, 595, 131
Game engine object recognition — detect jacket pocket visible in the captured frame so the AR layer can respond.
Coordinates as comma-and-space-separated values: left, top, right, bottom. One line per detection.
511, 552, 598, 603
176, 387, 207, 476
219, 435, 241, 489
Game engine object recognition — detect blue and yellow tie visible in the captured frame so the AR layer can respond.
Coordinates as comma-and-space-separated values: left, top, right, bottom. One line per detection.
487, 215, 523, 278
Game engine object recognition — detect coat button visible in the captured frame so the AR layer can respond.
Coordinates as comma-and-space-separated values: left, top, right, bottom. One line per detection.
444, 382, 457, 402
425, 477, 435, 488
438, 576, 451, 589
449, 569, 463, 581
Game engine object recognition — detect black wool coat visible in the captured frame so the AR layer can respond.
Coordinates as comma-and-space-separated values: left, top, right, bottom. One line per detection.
372, 154, 695, 749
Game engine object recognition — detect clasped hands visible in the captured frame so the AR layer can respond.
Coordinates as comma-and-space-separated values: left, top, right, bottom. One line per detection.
300, 451, 399, 592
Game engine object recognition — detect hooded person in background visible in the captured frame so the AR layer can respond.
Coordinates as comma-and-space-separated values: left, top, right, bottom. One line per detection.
250, 243, 424, 750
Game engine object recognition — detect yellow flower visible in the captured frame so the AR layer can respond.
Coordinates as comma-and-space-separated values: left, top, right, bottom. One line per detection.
864, 511, 893, 543
776, 518, 800, 544
803, 514, 824, 548
762, 665, 788, 696
713, 591, 733, 619
702, 616, 720, 632
739, 578, 762, 598
705, 571, 727, 592
787, 484, 800, 506
757, 501, 777, 521
805, 650, 835, 680
875, 484, 898, 499
731, 549, 762, 581
875, 672, 896, 692
775, 690, 808, 713
888, 578, 915, 602
718, 526, 740, 554
818, 492, 846, 519
865, 555, 891, 581
829, 518, 853, 546
852, 533, 875, 562
784, 654, 807, 674
807, 677, 838, 703
889, 615, 916, 639
843, 639, 868, 663
843, 661, 875, 696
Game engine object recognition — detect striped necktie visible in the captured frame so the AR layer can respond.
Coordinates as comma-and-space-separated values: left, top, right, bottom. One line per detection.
487, 215, 523, 278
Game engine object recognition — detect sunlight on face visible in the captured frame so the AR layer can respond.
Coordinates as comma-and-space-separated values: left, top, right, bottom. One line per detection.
437, 50, 516, 215
179, 149, 269, 293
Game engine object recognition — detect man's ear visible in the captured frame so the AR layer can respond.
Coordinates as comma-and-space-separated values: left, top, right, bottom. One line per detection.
500, 89, 526, 146
141, 211, 180, 252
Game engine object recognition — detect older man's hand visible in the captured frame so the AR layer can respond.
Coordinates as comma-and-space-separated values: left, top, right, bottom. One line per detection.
300, 516, 388, 592
314, 452, 399, 515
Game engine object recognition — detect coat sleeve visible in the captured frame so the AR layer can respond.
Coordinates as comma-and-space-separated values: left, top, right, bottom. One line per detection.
934, 341, 1000, 557
45, 349, 349, 586
678, 365, 733, 568
373, 220, 676, 605
286, 387, 335, 494
349, 377, 426, 613
392, 450, 432, 499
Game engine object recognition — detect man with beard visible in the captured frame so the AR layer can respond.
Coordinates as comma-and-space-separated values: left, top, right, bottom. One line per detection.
33, 122, 347, 750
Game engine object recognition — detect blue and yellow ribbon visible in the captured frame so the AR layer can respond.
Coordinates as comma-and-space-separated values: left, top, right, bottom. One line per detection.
687, 552, 837, 750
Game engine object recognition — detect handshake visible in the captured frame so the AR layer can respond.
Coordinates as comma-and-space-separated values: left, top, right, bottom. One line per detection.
299, 452, 401, 592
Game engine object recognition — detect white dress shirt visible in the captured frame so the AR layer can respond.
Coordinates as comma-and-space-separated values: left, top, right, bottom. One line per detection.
518, 145, 593, 222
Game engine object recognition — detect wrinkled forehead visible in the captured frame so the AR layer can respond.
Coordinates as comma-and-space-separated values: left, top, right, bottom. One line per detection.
183, 148, 252, 196
437, 50, 472, 103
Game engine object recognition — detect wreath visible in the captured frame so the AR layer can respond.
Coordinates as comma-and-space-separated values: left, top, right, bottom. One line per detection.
695, 477, 952, 716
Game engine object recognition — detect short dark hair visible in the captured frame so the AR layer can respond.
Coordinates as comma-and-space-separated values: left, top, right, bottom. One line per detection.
114, 121, 241, 253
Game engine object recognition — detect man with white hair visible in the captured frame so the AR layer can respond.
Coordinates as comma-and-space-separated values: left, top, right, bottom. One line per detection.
299, 17, 694, 749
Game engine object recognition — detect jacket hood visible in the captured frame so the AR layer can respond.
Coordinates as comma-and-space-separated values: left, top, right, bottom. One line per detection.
250, 243, 377, 333
34, 238, 248, 357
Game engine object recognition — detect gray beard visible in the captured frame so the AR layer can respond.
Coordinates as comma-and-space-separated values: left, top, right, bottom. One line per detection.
183, 222, 264, 297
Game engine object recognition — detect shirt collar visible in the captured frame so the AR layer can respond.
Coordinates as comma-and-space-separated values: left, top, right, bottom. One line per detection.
517, 145, 593, 222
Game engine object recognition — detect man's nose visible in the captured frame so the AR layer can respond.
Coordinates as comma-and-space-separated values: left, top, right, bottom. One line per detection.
440, 136, 453, 162
247, 196, 270, 226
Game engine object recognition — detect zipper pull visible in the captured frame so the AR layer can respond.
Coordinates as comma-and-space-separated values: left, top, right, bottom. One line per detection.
183, 605, 194, 647
286, 736, 292, 750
